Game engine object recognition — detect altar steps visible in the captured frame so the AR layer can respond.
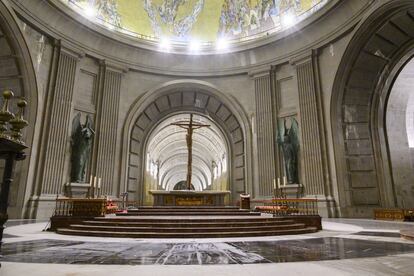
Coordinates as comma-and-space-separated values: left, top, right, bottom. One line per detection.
117, 212, 259, 216
117, 206, 260, 216
57, 227, 317, 238
56, 216, 318, 238
79, 218, 296, 228
134, 206, 240, 209
67, 223, 307, 233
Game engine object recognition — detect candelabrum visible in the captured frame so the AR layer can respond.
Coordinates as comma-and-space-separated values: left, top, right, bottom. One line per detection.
0, 89, 29, 264
0, 90, 28, 145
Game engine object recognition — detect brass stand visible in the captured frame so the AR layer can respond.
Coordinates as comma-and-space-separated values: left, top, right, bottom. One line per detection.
0, 90, 28, 267
273, 185, 287, 217
0, 141, 26, 239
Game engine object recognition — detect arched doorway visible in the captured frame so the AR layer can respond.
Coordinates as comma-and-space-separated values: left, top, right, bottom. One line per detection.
331, 1, 414, 217
385, 57, 414, 208
122, 80, 251, 205
143, 113, 229, 205
0, 0, 38, 218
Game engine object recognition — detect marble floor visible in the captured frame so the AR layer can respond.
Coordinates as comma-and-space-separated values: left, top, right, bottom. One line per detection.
1, 218, 414, 275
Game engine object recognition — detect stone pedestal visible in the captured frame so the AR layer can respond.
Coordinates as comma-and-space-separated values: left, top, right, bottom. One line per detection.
280, 184, 304, 198
64, 183, 91, 198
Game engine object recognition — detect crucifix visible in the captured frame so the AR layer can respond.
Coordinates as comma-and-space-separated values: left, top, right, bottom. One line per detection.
171, 114, 210, 190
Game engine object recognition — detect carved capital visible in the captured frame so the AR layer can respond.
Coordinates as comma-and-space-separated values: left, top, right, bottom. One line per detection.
100, 59, 129, 74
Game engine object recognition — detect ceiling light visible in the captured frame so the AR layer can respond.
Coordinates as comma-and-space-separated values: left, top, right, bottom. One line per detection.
160, 37, 171, 51
216, 38, 229, 51
189, 40, 201, 52
84, 5, 97, 18
282, 12, 296, 27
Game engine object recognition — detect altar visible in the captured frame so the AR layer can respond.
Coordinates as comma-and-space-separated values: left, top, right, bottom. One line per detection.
149, 190, 230, 206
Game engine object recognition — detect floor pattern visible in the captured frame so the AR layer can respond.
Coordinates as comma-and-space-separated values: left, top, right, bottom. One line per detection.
2, 236, 414, 265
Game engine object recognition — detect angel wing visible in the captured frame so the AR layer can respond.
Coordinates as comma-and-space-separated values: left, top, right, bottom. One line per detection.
276, 118, 285, 143
71, 113, 81, 136
288, 117, 300, 153
85, 114, 95, 134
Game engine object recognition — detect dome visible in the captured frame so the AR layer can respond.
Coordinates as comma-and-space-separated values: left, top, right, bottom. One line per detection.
59, 0, 330, 53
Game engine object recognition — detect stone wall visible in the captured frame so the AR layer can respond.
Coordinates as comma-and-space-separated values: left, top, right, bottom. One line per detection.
5, 0, 405, 218
386, 59, 414, 208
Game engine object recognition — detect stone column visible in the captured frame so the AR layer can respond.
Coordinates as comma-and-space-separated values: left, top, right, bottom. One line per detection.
40, 43, 81, 195
292, 51, 329, 197
253, 71, 276, 196
94, 62, 124, 196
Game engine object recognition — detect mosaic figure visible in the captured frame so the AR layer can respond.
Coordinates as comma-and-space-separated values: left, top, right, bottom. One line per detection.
143, 0, 204, 39
95, 0, 122, 27
62, 0, 328, 43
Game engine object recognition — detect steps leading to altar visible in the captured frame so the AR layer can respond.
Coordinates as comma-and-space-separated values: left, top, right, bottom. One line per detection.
56, 216, 318, 238
55, 207, 320, 238
116, 206, 259, 216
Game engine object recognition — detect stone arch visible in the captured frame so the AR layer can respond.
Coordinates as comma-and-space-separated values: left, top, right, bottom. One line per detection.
0, 0, 38, 217
122, 80, 251, 205
331, 1, 414, 217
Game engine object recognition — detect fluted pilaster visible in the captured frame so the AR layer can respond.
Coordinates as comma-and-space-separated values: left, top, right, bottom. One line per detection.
254, 73, 276, 196
95, 63, 123, 196
41, 46, 79, 194
294, 53, 326, 195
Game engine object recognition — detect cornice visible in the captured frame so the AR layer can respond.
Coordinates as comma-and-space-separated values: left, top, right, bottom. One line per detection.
99, 59, 129, 74
59, 39, 85, 59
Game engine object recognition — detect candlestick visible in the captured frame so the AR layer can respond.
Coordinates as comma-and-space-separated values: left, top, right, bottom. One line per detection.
273, 179, 276, 190
89, 175, 93, 186
277, 178, 281, 189
93, 176, 97, 198
283, 176, 287, 186
98, 178, 101, 189
0, 90, 15, 140
9, 99, 28, 144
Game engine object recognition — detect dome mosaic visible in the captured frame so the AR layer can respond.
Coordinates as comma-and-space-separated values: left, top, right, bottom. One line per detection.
61, 0, 330, 47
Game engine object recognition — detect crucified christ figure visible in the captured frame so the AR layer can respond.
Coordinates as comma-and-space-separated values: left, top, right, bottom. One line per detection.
171, 114, 210, 190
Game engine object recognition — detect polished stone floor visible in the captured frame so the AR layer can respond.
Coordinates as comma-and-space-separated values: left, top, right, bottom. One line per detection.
1, 218, 414, 275
3, 237, 414, 265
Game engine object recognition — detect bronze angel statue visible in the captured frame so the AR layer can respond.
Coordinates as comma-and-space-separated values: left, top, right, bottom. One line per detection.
70, 113, 94, 183
277, 117, 300, 184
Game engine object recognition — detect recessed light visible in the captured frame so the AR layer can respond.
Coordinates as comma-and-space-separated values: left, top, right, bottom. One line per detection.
189, 40, 201, 52
160, 37, 171, 51
216, 38, 229, 51
84, 5, 97, 18
282, 12, 296, 27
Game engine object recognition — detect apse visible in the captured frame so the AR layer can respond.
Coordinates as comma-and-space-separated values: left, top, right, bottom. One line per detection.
144, 113, 228, 193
